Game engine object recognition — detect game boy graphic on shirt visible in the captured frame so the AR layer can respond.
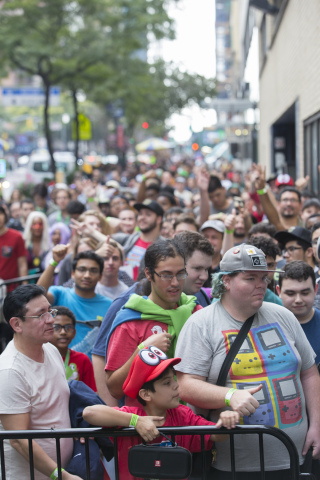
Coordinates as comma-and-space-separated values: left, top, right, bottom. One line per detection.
273, 375, 301, 425
224, 331, 264, 377
236, 380, 275, 425
254, 324, 298, 375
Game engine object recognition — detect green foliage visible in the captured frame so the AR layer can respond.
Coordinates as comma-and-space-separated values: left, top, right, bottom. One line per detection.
0, 0, 215, 143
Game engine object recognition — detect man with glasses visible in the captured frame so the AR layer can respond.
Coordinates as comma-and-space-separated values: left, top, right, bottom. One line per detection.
175, 244, 320, 479
37, 246, 112, 350
105, 238, 201, 406
0, 285, 82, 480
274, 227, 315, 270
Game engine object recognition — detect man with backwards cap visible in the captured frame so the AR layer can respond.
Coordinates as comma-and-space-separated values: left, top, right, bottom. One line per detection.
175, 243, 320, 479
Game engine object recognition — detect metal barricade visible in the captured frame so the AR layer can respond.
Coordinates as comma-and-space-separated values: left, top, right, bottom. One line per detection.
0, 424, 314, 480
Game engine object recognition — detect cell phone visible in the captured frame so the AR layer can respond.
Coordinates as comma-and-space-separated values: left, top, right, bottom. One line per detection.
233, 196, 244, 210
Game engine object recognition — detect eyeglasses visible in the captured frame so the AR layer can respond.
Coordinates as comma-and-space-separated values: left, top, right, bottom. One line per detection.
75, 267, 100, 275
154, 270, 188, 281
282, 246, 303, 255
280, 198, 300, 203
23, 309, 58, 321
53, 324, 75, 333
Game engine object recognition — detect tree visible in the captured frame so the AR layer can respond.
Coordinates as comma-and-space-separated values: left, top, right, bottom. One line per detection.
0, 0, 176, 172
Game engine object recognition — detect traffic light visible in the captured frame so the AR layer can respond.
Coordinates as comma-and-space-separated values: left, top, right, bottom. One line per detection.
142, 122, 149, 129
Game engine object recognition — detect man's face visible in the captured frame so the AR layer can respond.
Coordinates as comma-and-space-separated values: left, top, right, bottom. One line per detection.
85, 215, 102, 232
266, 255, 277, 282
137, 208, 161, 234
10, 202, 21, 219
283, 240, 306, 262
160, 221, 173, 239
102, 249, 122, 280
278, 277, 317, 322
312, 228, 320, 262
301, 206, 320, 223
21, 202, 34, 220
50, 314, 76, 352
279, 192, 301, 218
146, 255, 186, 309
156, 195, 172, 213
234, 215, 245, 238
184, 250, 212, 294
201, 228, 223, 257
118, 209, 136, 234
55, 190, 70, 212
12, 295, 54, 344
72, 259, 102, 292
208, 188, 226, 209
110, 197, 128, 217
34, 194, 46, 209
224, 271, 268, 311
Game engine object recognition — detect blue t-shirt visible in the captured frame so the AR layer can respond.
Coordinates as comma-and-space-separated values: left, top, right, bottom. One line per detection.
301, 308, 320, 366
48, 286, 112, 349
92, 286, 210, 359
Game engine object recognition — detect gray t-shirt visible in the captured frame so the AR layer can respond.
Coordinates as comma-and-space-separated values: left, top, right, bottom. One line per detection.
95, 280, 128, 300
175, 301, 315, 472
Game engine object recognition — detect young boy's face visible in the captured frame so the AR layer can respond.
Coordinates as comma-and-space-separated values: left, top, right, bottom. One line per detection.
51, 314, 76, 352
146, 369, 180, 410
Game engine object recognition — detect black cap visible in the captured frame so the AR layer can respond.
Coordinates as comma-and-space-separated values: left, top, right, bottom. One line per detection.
274, 227, 312, 247
133, 199, 164, 217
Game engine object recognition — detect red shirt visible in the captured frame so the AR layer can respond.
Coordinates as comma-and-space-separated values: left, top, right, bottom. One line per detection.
0, 228, 27, 289
62, 349, 97, 391
106, 304, 202, 406
109, 405, 215, 480
124, 238, 152, 280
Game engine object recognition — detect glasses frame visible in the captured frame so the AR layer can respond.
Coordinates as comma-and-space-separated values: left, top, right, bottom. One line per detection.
153, 270, 188, 282
282, 246, 303, 254
23, 309, 58, 321
75, 266, 101, 275
53, 324, 75, 333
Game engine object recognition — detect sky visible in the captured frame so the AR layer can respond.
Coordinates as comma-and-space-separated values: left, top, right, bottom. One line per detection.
149, 0, 216, 143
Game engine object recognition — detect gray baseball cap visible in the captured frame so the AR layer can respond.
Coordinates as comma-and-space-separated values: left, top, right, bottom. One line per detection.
220, 243, 279, 273
200, 220, 225, 234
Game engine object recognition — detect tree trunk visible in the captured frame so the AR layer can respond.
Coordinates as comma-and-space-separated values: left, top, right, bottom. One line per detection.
72, 89, 80, 162
43, 82, 56, 175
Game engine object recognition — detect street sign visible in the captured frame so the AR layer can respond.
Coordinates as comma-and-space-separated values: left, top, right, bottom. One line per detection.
72, 113, 92, 141
1, 87, 60, 107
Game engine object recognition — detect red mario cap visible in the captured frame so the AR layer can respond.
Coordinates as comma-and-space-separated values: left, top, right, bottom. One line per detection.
123, 346, 181, 399
275, 174, 294, 187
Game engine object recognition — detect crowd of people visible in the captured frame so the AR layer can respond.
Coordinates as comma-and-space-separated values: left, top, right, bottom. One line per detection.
0, 158, 320, 479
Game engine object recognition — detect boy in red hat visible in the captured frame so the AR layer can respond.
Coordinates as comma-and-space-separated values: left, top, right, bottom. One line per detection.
84, 346, 243, 480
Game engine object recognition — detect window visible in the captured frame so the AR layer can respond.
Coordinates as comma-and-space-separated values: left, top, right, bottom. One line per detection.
304, 112, 320, 194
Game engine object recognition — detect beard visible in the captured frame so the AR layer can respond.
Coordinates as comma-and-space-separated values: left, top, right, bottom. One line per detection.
234, 229, 246, 239
139, 219, 158, 233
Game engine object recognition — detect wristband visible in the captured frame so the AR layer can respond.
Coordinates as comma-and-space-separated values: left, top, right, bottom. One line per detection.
225, 388, 237, 407
138, 342, 145, 350
49, 259, 58, 267
225, 229, 234, 234
257, 188, 267, 195
50, 468, 64, 480
87, 197, 95, 203
142, 174, 146, 181
130, 414, 139, 427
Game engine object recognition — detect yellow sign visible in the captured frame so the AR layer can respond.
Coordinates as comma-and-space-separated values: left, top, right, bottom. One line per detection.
72, 113, 92, 141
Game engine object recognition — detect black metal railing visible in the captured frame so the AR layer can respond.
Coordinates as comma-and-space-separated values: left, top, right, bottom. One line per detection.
0, 424, 313, 480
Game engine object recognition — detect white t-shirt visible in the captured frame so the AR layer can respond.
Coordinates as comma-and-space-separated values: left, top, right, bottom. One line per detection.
95, 280, 128, 300
0, 341, 73, 480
